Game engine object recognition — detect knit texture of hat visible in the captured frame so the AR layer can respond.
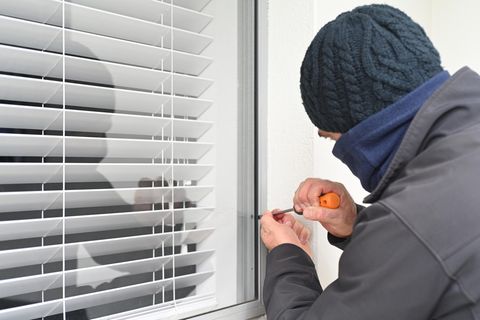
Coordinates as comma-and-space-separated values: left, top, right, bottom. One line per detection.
300, 4, 442, 133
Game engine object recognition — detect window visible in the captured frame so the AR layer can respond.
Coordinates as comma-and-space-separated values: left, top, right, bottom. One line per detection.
0, 0, 261, 319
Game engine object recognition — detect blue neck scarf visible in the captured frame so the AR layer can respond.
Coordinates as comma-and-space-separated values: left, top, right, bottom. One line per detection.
332, 71, 450, 192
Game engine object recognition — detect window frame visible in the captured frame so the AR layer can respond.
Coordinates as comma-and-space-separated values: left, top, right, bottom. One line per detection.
0, 0, 267, 318
180, 0, 268, 318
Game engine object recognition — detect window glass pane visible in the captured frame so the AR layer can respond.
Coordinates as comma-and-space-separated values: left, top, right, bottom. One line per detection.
0, 0, 256, 319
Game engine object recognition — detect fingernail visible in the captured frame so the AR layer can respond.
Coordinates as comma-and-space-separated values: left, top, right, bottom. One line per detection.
285, 220, 292, 227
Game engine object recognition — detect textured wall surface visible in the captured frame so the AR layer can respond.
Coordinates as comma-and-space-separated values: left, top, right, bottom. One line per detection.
265, 0, 315, 211
432, 0, 480, 73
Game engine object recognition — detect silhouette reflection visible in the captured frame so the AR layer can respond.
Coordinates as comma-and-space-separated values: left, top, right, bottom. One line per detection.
0, 42, 197, 319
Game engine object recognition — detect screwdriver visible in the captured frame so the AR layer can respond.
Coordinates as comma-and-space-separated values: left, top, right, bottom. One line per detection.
269, 192, 340, 217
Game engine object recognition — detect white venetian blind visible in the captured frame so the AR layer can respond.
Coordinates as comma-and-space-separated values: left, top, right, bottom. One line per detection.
0, 0, 217, 318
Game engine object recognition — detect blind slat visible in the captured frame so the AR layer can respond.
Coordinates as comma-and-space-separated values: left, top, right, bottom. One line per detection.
65, 271, 213, 312
172, 0, 212, 12
169, 73, 213, 98
0, 134, 62, 157
0, 273, 62, 299
71, 163, 212, 183
67, 29, 213, 76
0, 211, 165, 241
0, 15, 62, 52
65, 110, 170, 136
0, 190, 62, 213
65, 56, 213, 96
66, 82, 169, 114
68, 0, 213, 33
65, 3, 212, 55
64, 256, 172, 290
65, 137, 168, 158
170, 119, 212, 139
0, 44, 61, 78
0, 300, 62, 320
0, 16, 212, 76
0, 246, 62, 270
0, 229, 213, 270
0, 163, 61, 184
0, 218, 62, 241
0, 134, 213, 159
66, 210, 171, 234
67, 29, 212, 76
0, 74, 212, 116
171, 96, 212, 118
0, 0, 62, 25
0, 2, 213, 55
173, 271, 213, 290
169, 228, 214, 246
66, 186, 213, 208
65, 187, 171, 208
0, 207, 213, 241
65, 56, 170, 91
69, 229, 213, 260
0, 104, 61, 132
173, 141, 213, 160
172, 207, 213, 224
64, 280, 172, 312
67, 163, 211, 183
174, 250, 214, 268
0, 75, 62, 105
70, 234, 171, 262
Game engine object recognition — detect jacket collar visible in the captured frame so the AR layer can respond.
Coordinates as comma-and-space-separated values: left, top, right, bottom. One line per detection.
365, 67, 474, 203
332, 71, 449, 192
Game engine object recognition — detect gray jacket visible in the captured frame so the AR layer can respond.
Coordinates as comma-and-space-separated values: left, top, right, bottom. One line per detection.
264, 67, 480, 319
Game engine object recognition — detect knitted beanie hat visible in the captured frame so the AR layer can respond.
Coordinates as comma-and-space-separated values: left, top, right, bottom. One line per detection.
300, 4, 442, 133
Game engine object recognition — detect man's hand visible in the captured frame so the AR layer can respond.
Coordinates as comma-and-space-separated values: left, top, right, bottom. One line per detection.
260, 212, 312, 258
294, 178, 357, 238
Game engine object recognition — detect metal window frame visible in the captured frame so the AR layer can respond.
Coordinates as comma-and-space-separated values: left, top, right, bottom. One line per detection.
189, 0, 268, 318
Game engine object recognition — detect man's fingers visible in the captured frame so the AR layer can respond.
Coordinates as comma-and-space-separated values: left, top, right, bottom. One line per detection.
303, 206, 337, 223
260, 211, 276, 228
307, 184, 323, 207
291, 218, 304, 236
281, 214, 310, 243
278, 214, 295, 226
293, 181, 306, 212
270, 209, 285, 221
294, 178, 343, 211
297, 180, 313, 208
299, 227, 310, 244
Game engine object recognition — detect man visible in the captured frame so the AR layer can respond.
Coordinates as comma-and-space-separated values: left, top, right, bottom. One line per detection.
260, 4, 480, 319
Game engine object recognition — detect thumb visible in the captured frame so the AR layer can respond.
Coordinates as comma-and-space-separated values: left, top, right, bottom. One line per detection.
260, 211, 277, 228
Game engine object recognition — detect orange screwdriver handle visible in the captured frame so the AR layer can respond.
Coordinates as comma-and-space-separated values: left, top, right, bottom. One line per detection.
319, 192, 340, 209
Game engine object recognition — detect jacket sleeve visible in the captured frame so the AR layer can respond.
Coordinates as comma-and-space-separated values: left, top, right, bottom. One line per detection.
263, 202, 450, 320
326, 203, 366, 250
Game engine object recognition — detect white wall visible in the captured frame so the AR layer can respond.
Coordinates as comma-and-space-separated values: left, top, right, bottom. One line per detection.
265, 0, 315, 210
431, 0, 480, 73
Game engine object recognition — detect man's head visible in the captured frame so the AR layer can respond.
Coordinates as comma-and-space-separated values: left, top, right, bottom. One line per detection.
300, 4, 442, 133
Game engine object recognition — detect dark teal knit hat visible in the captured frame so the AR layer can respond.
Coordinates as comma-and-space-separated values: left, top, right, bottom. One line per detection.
300, 4, 442, 133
